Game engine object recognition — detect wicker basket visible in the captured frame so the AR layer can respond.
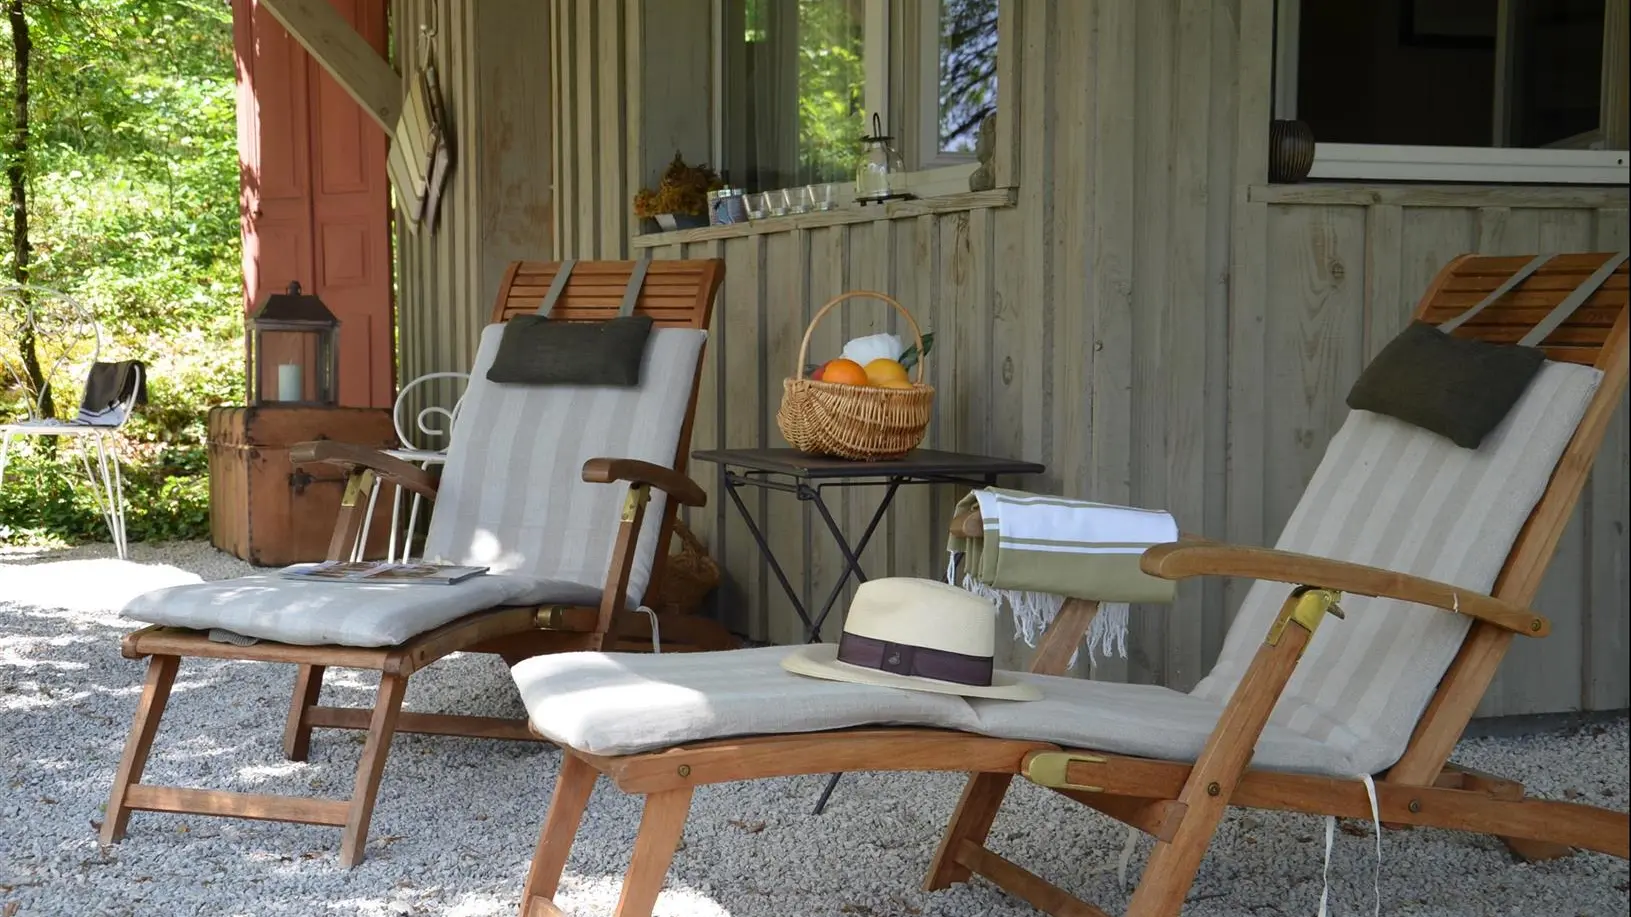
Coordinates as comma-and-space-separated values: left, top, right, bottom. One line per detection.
776, 291, 934, 460
651, 517, 720, 613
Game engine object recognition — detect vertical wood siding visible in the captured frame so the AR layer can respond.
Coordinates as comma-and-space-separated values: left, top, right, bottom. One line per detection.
505, 0, 1631, 715
392, 0, 551, 444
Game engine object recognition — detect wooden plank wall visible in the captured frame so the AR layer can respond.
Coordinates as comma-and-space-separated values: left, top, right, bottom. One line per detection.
546, 0, 1631, 715
641, 0, 1247, 682
392, 0, 551, 445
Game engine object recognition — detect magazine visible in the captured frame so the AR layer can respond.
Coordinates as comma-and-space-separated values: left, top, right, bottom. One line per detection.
279, 560, 489, 586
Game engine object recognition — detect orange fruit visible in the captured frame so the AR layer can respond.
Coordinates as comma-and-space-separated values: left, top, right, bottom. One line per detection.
878, 378, 915, 390
863, 358, 909, 386
820, 358, 870, 386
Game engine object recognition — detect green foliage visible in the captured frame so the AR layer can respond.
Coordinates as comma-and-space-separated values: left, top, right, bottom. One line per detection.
793, 0, 865, 184
0, 0, 238, 547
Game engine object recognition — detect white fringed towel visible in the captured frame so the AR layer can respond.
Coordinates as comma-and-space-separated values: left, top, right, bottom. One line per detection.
945, 488, 1179, 666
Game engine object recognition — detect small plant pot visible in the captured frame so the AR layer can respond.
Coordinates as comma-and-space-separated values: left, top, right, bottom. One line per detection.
1269, 120, 1316, 183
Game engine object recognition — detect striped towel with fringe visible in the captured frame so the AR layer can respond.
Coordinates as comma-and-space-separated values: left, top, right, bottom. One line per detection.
945, 488, 1179, 668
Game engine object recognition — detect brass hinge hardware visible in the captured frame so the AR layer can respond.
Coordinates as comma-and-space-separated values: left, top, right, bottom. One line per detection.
621, 483, 652, 522
1023, 752, 1108, 793
340, 468, 377, 507
1265, 587, 1345, 647
534, 606, 567, 629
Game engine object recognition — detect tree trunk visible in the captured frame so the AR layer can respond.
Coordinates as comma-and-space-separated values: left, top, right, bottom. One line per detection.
6, 0, 48, 416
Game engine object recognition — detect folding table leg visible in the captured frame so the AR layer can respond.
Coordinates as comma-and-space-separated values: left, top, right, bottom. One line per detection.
721, 471, 816, 636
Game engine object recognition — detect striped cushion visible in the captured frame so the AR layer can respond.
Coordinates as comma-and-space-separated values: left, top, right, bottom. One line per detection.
420, 323, 706, 605
1191, 361, 1602, 776
514, 646, 980, 756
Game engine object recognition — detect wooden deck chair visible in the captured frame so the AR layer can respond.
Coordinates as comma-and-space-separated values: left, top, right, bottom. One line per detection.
101, 259, 737, 867
507, 251, 1629, 917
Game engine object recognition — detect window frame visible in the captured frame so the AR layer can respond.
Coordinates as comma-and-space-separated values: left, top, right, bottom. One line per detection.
1274, 0, 1630, 186
710, 0, 1012, 202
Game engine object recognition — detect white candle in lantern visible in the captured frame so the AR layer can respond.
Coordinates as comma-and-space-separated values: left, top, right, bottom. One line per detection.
277, 363, 303, 402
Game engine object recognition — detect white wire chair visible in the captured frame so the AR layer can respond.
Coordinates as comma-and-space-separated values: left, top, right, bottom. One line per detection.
352, 370, 469, 563
0, 285, 138, 558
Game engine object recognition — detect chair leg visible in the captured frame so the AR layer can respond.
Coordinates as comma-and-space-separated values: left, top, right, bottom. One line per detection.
353, 477, 383, 562
387, 482, 404, 563
85, 433, 127, 560
404, 489, 426, 562
924, 772, 1015, 890
612, 788, 696, 917
102, 654, 180, 844
0, 431, 13, 491
521, 753, 601, 911
282, 664, 328, 761
338, 671, 408, 867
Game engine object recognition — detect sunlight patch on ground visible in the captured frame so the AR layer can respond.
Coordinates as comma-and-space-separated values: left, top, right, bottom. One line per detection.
0, 558, 201, 612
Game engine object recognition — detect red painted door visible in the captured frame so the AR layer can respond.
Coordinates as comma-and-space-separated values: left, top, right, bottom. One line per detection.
234, 0, 394, 409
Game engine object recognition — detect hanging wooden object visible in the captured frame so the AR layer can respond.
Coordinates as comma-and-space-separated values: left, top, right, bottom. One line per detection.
385, 6, 454, 234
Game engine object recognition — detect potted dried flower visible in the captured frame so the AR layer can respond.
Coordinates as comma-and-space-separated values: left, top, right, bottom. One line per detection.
634, 152, 723, 231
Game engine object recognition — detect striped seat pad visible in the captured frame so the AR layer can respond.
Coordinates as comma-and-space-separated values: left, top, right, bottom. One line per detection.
420, 323, 706, 606
1190, 361, 1602, 776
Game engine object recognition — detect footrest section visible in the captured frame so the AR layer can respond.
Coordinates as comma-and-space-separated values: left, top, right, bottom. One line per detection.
123, 785, 350, 827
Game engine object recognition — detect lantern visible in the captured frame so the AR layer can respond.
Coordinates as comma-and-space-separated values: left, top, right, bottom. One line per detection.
855, 112, 909, 205
247, 281, 340, 406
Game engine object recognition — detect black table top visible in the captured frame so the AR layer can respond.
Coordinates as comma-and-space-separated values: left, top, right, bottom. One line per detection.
691, 447, 1046, 480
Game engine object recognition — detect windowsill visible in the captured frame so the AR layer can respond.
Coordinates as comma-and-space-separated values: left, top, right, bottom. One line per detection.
630, 187, 1016, 249
1307, 143, 1629, 185
1247, 182, 1631, 207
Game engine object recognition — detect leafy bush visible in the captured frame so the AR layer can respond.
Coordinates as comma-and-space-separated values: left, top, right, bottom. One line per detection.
0, 1, 239, 549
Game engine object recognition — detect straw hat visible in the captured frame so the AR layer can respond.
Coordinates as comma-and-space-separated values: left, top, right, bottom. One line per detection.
781, 577, 1040, 701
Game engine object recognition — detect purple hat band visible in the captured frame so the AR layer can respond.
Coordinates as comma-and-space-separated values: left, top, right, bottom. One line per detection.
836, 632, 995, 687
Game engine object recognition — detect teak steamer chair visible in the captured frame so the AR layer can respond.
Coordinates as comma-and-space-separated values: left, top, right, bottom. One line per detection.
103, 259, 736, 866
509, 252, 1630, 917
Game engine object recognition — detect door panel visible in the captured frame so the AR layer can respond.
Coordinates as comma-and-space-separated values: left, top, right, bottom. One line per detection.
235, 0, 393, 409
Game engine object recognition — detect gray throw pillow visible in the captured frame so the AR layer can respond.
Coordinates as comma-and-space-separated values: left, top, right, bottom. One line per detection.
485, 314, 654, 387
1345, 321, 1546, 449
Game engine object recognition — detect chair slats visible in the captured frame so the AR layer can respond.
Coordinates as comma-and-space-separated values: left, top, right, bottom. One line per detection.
1415, 252, 1630, 364
493, 260, 723, 330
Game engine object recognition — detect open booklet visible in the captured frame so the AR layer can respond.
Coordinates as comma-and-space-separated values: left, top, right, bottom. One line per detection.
279, 560, 489, 586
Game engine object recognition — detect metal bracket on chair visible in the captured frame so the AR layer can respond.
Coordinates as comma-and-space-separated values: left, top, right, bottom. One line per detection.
1265, 587, 1344, 647
621, 483, 651, 522
340, 469, 377, 507
1023, 752, 1108, 793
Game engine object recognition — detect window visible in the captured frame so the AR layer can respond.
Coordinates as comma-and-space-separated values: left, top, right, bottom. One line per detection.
918, 0, 1000, 164
1275, 0, 1629, 183
717, 0, 1001, 196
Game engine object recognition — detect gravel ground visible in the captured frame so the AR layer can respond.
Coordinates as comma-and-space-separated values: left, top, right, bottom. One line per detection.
2, 542, 1627, 917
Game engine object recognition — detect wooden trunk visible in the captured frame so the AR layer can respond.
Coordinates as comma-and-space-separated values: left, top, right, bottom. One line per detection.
208, 405, 399, 566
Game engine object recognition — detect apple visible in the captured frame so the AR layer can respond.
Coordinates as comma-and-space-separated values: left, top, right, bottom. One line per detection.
810, 361, 828, 381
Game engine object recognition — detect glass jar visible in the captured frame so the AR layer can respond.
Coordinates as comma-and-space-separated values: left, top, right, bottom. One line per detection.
856, 112, 905, 202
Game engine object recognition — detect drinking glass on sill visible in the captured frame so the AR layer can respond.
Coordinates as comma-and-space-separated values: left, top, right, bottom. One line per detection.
811, 182, 837, 211
788, 185, 815, 214
767, 188, 791, 217
745, 192, 769, 220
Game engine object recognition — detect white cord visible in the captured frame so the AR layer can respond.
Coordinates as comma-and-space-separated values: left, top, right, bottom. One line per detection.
1116, 824, 1139, 888
1318, 773, 1382, 917
636, 605, 662, 654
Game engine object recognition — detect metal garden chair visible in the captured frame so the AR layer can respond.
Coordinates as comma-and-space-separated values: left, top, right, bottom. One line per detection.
0, 285, 141, 559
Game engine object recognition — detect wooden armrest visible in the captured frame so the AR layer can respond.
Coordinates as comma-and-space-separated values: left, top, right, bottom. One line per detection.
289, 441, 439, 501
581, 457, 706, 507
1140, 541, 1548, 637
